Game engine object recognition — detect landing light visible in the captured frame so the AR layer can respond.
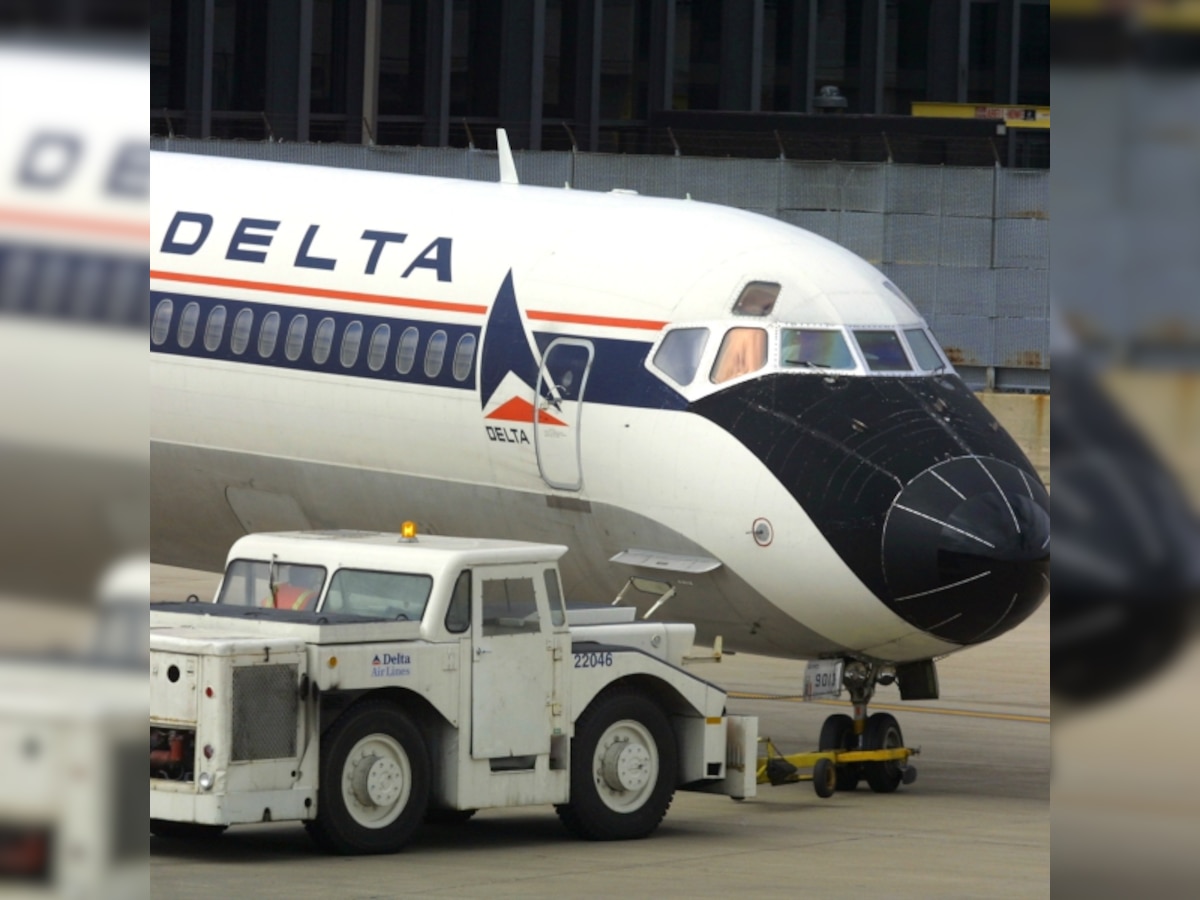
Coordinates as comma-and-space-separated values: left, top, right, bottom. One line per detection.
400, 521, 418, 542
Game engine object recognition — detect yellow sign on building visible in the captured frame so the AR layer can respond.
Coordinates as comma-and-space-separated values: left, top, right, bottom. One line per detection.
911, 102, 1050, 129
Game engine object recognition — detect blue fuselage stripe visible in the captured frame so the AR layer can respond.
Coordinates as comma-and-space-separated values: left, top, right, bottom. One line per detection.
150, 290, 480, 390
149, 291, 689, 411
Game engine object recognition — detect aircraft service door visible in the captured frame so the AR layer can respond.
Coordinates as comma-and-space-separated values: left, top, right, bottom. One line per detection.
534, 339, 594, 491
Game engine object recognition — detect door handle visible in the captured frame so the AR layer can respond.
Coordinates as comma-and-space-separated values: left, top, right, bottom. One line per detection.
474, 647, 491, 657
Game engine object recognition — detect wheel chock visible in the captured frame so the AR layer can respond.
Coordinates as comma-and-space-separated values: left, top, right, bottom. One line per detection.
766, 756, 799, 786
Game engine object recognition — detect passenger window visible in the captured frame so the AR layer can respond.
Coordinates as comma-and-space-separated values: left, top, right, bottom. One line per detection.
732, 281, 780, 317
481, 577, 539, 635
177, 301, 200, 348
452, 333, 476, 382
367, 323, 391, 371
150, 298, 173, 345
340, 320, 364, 367
710, 327, 767, 384
853, 330, 913, 372
780, 328, 856, 370
424, 329, 448, 377
203, 305, 227, 352
543, 569, 566, 627
445, 570, 471, 633
903, 328, 944, 371
230, 308, 254, 355
285, 313, 308, 361
653, 327, 709, 386
258, 311, 281, 357
312, 316, 335, 364
396, 326, 419, 374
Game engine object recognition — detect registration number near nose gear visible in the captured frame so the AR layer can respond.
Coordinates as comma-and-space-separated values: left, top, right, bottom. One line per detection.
803, 659, 844, 700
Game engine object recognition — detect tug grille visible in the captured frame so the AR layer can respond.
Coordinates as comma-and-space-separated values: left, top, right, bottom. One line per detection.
231, 665, 298, 760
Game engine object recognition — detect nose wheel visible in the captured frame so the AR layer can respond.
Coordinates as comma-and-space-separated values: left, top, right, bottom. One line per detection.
756, 658, 919, 796
834, 660, 918, 793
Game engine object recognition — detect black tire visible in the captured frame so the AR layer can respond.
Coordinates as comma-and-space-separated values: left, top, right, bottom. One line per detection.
150, 820, 227, 840
812, 757, 836, 799
817, 713, 860, 792
863, 712, 904, 794
424, 808, 477, 825
306, 701, 430, 855
556, 688, 677, 841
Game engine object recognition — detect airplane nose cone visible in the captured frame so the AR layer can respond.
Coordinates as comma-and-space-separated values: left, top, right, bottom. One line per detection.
881, 457, 1050, 644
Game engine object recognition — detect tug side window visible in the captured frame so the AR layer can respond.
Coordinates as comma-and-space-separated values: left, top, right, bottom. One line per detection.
710, 327, 767, 384
481, 577, 539, 635
445, 570, 471, 633
543, 568, 566, 627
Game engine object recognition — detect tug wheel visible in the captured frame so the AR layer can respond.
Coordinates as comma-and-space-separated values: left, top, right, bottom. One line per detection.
863, 712, 905, 794
818, 713, 860, 791
306, 700, 429, 854
556, 688, 677, 841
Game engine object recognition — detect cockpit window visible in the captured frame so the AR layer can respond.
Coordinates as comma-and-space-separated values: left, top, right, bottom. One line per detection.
853, 330, 913, 372
732, 282, 780, 317
780, 329, 856, 371
653, 327, 709, 385
903, 328, 945, 371
711, 328, 767, 383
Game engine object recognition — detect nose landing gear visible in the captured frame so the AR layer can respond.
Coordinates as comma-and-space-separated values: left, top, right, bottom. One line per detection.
755, 658, 919, 797
827, 659, 918, 793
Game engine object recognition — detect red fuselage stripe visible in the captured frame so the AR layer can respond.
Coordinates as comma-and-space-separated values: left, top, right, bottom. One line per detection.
149, 269, 489, 315
150, 269, 668, 331
525, 309, 667, 331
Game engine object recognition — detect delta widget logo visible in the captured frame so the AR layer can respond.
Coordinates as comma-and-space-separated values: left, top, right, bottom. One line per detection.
479, 272, 566, 445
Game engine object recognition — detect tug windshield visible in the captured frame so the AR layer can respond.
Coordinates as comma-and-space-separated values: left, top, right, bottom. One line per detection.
217, 560, 328, 611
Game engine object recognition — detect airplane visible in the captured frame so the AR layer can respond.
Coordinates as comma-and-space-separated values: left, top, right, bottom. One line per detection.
149, 136, 1050, 788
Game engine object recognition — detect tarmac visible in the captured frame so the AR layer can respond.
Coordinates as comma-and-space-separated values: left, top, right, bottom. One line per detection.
150, 567, 1049, 899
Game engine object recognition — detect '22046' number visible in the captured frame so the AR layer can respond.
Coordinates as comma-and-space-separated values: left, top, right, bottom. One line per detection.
573, 651, 613, 669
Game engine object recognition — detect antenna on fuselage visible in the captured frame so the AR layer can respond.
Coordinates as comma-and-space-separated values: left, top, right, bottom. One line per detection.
496, 129, 519, 185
